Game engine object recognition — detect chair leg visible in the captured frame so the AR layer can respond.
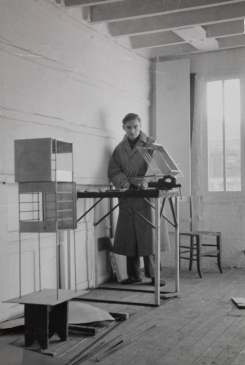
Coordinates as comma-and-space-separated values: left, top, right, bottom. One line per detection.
189, 236, 194, 271
217, 234, 223, 273
196, 236, 203, 278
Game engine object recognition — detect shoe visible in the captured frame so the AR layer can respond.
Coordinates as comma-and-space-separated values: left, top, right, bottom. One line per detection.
121, 277, 142, 285
151, 278, 165, 287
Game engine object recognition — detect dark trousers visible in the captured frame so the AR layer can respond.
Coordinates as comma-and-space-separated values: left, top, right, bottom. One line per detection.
126, 255, 155, 278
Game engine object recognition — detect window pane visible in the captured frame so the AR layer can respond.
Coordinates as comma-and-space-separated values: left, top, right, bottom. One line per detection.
224, 79, 241, 191
207, 81, 224, 191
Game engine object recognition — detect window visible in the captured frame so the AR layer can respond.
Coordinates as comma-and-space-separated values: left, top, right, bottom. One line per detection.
207, 79, 241, 192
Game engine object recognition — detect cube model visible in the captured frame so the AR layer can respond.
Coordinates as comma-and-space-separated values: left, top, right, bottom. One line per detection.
19, 182, 77, 232
15, 138, 73, 182
15, 138, 77, 232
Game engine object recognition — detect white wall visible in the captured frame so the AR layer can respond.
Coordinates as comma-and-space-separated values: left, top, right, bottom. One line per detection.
190, 48, 245, 269
155, 59, 191, 196
0, 0, 152, 320
155, 59, 191, 268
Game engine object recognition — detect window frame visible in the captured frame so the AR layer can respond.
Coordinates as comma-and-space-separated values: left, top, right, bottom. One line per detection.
204, 73, 245, 197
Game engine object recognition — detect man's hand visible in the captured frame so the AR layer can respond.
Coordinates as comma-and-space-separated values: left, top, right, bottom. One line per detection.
140, 181, 148, 189
122, 182, 130, 190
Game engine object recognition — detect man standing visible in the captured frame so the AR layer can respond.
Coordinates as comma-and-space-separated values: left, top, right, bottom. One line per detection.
108, 113, 169, 286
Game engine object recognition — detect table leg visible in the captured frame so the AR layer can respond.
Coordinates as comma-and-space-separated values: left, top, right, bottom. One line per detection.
25, 304, 50, 349
175, 196, 180, 293
154, 196, 161, 306
24, 301, 68, 350
49, 301, 68, 341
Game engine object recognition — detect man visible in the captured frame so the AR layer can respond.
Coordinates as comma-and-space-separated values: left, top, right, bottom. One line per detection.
108, 113, 169, 286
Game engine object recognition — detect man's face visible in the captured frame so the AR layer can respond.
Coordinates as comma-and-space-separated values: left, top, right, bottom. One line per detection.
123, 119, 142, 141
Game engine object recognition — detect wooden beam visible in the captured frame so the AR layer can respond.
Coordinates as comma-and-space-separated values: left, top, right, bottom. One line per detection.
91, 0, 245, 23
218, 34, 245, 47
108, 2, 245, 37
152, 37, 245, 59
64, 0, 125, 6
149, 43, 197, 59
130, 31, 187, 49
205, 20, 245, 38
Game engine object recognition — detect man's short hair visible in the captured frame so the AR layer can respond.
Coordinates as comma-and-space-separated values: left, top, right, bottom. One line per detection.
122, 113, 141, 125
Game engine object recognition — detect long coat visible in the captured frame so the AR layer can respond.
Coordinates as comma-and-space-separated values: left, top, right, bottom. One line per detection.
108, 131, 170, 257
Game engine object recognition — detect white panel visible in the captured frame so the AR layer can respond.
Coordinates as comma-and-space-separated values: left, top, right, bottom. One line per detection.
173, 26, 219, 51
8, 250, 35, 299
40, 243, 57, 289
56, 170, 73, 182
68, 225, 94, 290
156, 59, 191, 195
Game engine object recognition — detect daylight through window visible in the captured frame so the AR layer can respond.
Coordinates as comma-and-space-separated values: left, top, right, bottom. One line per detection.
207, 79, 241, 192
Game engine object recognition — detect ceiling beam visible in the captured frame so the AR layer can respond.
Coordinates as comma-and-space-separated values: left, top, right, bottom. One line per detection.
151, 36, 245, 59
108, 2, 245, 37
205, 20, 245, 38
90, 0, 245, 23
130, 31, 187, 50
64, 0, 125, 6
218, 34, 245, 47
149, 43, 197, 58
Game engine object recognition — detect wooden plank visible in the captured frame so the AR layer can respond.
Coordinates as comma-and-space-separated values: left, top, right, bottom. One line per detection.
208, 329, 245, 365
68, 325, 98, 335
75, 288, 168, 307
231, 297, 245, 309
130, 31, 187, 49
205, 19, 245, 38
230, 344, 245, 365
99, 284, 169, 294
91, 0, 245, 23
0, 344, 65, 365
218, 34, 245, 48
198, 317, 245, 360
3, 269, 245, 364
64, 0, 125, 6
109, 312, 129, 321
3, 289, 88, 306
108, 2, 245, 37
149, 43, 197, 59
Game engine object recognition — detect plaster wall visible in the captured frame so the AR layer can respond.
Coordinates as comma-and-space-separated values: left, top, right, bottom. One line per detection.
189, 48, 245, 269
0, 0, 152, 320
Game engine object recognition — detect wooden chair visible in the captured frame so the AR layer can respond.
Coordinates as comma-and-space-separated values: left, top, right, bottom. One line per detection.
179, 196, 222, 278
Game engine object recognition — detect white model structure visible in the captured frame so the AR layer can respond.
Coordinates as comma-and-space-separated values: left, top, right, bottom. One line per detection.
125, 143, 182, 184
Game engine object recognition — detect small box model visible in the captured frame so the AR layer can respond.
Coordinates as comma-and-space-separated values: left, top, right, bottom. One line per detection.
15, 138, 77, 232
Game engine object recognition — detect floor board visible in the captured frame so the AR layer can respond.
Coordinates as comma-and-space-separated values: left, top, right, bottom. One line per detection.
1, 268, 245, 365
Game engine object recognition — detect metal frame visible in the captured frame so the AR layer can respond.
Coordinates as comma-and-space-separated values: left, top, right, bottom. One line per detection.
16, 139, 77, 301
77, 189, 180, 307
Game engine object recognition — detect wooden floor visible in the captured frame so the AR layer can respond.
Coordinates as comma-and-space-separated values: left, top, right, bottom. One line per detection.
1, 268, 245, 365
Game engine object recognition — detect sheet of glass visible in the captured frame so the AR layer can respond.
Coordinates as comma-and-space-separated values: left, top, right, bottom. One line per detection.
207, 81, 224, 191
224, 79, 241, 191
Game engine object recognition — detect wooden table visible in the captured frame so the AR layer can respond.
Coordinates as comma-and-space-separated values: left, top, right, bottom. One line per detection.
4, 289, 86, 349
77, 188, 180, 306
